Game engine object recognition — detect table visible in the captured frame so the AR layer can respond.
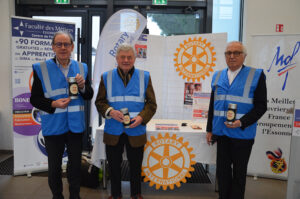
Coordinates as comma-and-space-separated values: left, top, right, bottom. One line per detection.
91, 119, 217, 189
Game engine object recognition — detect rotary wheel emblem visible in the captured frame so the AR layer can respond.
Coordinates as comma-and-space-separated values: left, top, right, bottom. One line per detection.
174, 37, 216, 82
142, 133, 196, 190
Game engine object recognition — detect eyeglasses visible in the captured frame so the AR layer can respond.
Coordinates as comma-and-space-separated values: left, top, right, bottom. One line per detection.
53, 42, 72, 48
224, 51, 243, 57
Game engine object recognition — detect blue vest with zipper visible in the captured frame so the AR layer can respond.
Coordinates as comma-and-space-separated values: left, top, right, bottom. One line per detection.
103, 68, 149, 136
32, 59, 87, 136
211, 66, 263, 139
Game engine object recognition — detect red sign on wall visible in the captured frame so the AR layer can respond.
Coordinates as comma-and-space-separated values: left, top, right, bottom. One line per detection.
276, 24, 284, 32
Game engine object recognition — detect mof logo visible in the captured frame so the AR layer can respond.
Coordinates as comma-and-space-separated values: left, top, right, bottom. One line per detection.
142, 133, 196, 190
266, 148, 287, 174
174, 37, 216, 82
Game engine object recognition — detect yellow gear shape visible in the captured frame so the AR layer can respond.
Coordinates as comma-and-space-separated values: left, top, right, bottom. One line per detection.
174, 37, 216, 82
142, 133, 196, 190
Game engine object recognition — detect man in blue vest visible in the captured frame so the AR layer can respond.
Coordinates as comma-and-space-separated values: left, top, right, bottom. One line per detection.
30, 31, 94, 199
95, 44, 157, 199
206, 41, 267, 199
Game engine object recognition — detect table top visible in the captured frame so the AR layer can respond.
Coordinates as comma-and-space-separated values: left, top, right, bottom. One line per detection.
146, 119, 207, 133
96, 119, 207, 134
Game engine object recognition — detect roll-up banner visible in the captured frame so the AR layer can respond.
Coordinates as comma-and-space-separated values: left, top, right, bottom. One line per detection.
11, 16, 75, 175
248, 34, 300, 179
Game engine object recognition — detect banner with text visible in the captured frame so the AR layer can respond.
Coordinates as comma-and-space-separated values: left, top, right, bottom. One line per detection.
248, 34, 300, 179
11, 16, 75, 175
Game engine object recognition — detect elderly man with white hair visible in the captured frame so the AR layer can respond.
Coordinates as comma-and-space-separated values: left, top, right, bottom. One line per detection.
30, 31, 94, 199
95, 44, 157, 199
206, 41, 267, 199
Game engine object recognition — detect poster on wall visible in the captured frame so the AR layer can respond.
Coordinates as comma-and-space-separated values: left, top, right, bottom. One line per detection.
11, 16, 75, 175
192, 92, 210, 120
183, 82, 202, 106
248, 34, 300, 179
135, 34, 147, 59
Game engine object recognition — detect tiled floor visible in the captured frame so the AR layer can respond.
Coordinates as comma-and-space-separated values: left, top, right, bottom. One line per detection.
0, 173, 287, 199
0, 152, 287, 199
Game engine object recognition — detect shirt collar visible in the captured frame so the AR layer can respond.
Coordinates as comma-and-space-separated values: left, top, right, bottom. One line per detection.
55, 57, 71, 69
55, 57, 71, 78
228, 65, 243, 75
227, 65, 243, 85
117, 66, 135, 79
117, 66, 135, 86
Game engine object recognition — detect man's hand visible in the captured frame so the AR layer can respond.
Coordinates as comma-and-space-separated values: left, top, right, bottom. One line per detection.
110, 109, 124, 123
75, 73, 85, 89
224, 120, 241, 128
51, 98, 71, 109
206, 132, 213, 145
129, 115, 143, 128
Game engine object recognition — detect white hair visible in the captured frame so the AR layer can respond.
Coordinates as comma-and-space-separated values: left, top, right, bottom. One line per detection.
116, 43, 137, 57
51, 31, 74, 44
226, 41, 247, 55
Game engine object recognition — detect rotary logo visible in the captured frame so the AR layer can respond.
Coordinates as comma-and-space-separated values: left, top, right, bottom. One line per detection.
266, 148, 287, 174
142, 133, 196, 190
174, 37, 216, 82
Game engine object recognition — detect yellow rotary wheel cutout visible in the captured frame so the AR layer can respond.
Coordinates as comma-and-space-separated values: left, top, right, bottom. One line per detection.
174, 37, 216, 82
142, 133, 196, 190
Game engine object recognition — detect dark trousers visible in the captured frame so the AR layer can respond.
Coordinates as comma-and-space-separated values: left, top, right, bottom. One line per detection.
106, 133, 144, 198
216, 135, 254, 199
44, 131, 83, 199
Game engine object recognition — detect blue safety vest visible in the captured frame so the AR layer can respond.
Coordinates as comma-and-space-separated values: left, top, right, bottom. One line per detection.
103, 68, 149, 136
211, 66, 263, 139
32, 59, 87, 136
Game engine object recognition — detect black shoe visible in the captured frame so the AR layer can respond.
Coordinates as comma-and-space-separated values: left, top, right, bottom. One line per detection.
131, 194, 143, 199
69, 196, 81, 199
108, 196, 122, 199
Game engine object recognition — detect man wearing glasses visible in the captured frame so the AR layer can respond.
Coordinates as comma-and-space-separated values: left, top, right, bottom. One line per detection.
206, 41, 267, 199
30, 31, 94, 199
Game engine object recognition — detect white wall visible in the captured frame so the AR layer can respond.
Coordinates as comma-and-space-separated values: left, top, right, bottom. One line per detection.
243, 0, 300, 65
0, 0, 14, 150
